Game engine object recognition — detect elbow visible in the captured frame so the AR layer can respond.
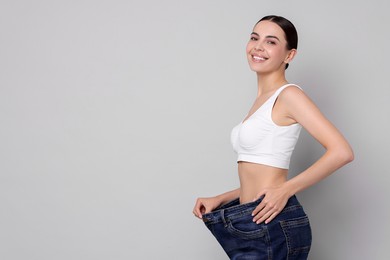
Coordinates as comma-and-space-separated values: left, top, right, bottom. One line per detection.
328, 144, 354, 167
343, 149, 354, 164
337, 146, 354, 165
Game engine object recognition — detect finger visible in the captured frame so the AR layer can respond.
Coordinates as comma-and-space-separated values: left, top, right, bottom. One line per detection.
253, 201, 278, 222
195, 213, 202, 219
192, 202, 199, 216
256, 204, 282, 224
193, 208, 202, 219
193, 200, 203, 219
251, 202, 266, 217
265, 211, 280, 224
255, 209, 274, 224
203, 207, 211, 215
252, 206, 268, 223
252, 206, 269, 223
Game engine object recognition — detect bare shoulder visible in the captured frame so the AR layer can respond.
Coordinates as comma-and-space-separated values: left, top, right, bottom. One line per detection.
277, 85, 323, 123
277, 85, 314, 110
277, 84, 353, 157
279, 85, 306, 100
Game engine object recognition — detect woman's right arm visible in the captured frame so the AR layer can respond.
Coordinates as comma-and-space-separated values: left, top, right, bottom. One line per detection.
193, 188, 240, 219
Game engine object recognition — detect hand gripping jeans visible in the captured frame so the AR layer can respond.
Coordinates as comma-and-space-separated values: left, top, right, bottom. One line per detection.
202, 195, 312, 260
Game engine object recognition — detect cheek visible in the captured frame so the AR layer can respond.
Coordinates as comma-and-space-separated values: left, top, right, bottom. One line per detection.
246, 44, 251, 54
269, 48, 288, 60
246, 42, 255, 53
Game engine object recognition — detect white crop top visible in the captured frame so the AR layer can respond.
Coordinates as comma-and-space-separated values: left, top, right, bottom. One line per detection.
230, 84, 302, 169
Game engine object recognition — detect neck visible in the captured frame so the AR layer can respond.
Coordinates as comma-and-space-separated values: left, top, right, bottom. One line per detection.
256, 71, 288, 97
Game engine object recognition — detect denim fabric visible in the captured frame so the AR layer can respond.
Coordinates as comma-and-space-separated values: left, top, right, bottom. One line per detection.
202, 195, 311, 260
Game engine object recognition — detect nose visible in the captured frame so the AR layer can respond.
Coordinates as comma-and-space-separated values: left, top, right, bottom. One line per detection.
254, 42, 264, 51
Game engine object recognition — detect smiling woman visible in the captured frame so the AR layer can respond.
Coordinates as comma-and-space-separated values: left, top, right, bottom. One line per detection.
193, 15, 354, 259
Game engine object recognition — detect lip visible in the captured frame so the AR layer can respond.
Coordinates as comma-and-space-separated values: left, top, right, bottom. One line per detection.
251, 54, 268, 62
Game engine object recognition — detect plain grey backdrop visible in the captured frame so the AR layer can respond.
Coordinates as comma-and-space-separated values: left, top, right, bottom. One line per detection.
1, 0, 389, 259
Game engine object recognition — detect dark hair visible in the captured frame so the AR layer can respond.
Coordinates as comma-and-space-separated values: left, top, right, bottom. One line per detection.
255, 15, 298, 69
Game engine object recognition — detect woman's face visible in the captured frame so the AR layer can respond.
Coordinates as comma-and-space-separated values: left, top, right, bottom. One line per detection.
246, 20, 295, 74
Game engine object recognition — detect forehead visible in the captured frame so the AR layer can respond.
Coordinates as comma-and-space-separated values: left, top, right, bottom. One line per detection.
252, 20, 286, 41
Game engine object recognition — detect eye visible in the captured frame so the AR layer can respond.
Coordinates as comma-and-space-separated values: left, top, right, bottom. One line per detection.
250, 36, 258, 41
267, 41, 276, 45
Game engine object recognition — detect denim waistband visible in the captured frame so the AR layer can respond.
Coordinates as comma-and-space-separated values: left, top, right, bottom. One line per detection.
202, 195, 301, 224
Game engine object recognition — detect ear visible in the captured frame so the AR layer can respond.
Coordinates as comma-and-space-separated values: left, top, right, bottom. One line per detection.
284, 49, 297, 64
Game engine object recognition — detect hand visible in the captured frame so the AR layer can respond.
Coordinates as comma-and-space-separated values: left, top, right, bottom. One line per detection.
251, 185, 291, 224
193, 196, 222, 219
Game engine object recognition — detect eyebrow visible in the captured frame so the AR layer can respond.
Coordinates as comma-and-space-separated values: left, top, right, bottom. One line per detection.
251, 32, 280, 41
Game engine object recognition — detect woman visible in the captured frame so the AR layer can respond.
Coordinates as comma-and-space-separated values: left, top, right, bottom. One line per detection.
193, 15, 354, 259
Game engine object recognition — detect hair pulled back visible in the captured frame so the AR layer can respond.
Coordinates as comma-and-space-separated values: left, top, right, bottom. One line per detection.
255, 15, 298, 69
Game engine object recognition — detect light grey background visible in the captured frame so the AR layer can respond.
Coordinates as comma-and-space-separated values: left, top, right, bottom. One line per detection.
1, 0, 389, 259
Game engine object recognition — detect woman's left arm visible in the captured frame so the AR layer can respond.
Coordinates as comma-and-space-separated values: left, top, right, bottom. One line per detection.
252, 87, 354, 224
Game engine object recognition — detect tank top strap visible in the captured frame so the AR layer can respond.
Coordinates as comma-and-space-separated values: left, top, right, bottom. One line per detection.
276, 83, 301, 95
268, 83, 302, 109
231, 83, 303, 169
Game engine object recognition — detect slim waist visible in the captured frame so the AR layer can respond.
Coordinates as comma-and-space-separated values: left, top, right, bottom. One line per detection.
202, 195, 302, 224
238, 162, 288, 203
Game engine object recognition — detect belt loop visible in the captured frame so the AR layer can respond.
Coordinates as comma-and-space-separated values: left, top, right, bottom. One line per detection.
221, 209, 228, 228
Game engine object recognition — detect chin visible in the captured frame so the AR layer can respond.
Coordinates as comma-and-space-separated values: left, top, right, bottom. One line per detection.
249, 63, 280, 74
249, 65, 268, 74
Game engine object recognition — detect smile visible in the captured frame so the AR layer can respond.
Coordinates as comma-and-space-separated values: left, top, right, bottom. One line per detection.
252, 55, 268, 62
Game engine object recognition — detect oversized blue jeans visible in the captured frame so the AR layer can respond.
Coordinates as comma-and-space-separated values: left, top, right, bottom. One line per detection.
202, 195, 312, 260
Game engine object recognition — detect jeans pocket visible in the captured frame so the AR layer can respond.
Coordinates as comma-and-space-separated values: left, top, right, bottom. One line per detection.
280, 215, 312, 256
226, 214, 269, 240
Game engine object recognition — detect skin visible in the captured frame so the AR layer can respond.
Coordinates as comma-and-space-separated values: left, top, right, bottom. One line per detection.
193, 20, 354, 224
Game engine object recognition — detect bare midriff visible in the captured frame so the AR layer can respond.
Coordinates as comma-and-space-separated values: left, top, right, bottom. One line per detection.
238, 161, 288, 204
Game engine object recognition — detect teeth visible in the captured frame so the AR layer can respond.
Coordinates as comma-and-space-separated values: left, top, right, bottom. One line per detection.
253, 56, 266, 61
